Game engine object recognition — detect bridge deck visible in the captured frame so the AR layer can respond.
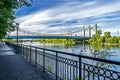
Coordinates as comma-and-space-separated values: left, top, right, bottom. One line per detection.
0, 42, 53, 80
6, 35, 90, 40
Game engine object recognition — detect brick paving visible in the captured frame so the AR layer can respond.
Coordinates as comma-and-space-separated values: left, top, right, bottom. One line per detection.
0, 42, 45, 80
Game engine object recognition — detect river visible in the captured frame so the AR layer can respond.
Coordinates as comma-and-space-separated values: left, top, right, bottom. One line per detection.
22, 42, 120, 62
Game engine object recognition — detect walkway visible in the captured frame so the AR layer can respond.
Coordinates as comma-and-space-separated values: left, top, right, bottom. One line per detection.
0, 42, 45, 80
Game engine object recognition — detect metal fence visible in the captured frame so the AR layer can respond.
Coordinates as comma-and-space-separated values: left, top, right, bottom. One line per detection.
7, 43, 120, 80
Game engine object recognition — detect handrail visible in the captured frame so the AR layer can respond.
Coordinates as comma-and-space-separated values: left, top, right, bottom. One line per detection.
6, 42, 120, 80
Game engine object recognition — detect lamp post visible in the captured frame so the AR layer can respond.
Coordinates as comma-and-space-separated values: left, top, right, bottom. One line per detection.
16, 23, 19, 53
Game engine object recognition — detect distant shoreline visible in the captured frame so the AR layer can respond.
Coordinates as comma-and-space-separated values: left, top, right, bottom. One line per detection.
103, 43, 120, 46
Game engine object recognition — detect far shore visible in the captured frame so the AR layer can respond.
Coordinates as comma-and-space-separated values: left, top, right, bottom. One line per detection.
101, 43, 120, 46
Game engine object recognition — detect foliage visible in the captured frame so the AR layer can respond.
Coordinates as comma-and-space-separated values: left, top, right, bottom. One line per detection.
88, 30, 120, 45
39, 38, 76, 44
104, 32, 111, 38
0, 0, 32, 39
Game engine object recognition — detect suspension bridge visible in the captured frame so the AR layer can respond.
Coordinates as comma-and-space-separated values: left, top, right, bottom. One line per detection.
6, 24, 98, 40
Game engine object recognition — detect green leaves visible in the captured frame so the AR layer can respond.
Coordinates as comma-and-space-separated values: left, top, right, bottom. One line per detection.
0, 0, 32, 39
88, 30, 120, 45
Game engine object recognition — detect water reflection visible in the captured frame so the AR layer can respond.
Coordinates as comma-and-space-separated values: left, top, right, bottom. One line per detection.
22, 42, 120, 61
91, 50, 117, 69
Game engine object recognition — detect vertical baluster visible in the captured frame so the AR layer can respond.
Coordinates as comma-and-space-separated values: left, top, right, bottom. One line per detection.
70, 60, 72, 80
63, 58, 65, 79
26, 45, 27, 59
104, 77, 106, 80
98, 75, 100, 80
83, 64, 85, 80
35, 47, 37, 66
20, 44, 22, 55
79, 57, 82, 80
59, 58, 61, 78
73, 62, 75, 80
39, 52, 43, 66
21, 45, 23, 56
67, 60, 69, 79
30, 44, 31, 63
76, 61, 78, 80
24, 45, 26, 57
65, 59, 67, 80
43, 49, 45, 72
27, 46, 28, 59
93, 68, 95, 80
56, 52, 58, 80
88, 66, 90, 80
23, 45, 25, 57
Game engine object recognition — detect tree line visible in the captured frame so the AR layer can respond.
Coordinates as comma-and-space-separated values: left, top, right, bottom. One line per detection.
39, 38, 76, 44
0, 0, 32, 39
88, 30, 120, 45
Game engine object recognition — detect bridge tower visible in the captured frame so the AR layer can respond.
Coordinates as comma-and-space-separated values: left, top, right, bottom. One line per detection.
94, 24, 97, 34
88, 25, 91, 37
83, 26, 85, 38
82, 26, 85, 43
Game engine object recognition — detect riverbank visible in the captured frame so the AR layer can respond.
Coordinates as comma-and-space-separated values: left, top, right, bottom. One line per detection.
94, 43, 120, 46
103, 43, 120, 45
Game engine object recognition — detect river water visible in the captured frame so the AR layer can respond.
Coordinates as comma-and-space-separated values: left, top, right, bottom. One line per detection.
22, 42, 120, 62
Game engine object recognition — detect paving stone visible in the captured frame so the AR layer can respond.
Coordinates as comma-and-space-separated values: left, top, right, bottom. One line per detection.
6, 77, 17, 80
31, 73, 41, 79
0, 42, 45, 80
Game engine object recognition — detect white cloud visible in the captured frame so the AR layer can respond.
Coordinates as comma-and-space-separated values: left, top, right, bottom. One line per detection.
15, 0, 120, 36
95, 17, 120, 22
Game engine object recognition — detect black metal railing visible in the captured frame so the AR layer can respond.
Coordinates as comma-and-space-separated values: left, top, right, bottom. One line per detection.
7, 43, 120, 80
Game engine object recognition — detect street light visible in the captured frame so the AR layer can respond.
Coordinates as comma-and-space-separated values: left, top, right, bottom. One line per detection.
16, 23, 19, 53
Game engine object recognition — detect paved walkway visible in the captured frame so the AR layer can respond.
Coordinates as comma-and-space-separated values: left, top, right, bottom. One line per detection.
0, 42, 45, 80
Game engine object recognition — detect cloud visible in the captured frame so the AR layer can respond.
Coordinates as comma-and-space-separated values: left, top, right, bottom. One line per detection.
15, 0, 120, 36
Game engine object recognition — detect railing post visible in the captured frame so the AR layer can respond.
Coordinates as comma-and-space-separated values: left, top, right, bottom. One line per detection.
79, 57, 82, 80
43, 49, 45, 72
56, 52, 58, 80
35, 47, 37, 66
17, 45, 19, 54
20, 44, 23, 56
18, 44, 21, 54
20, 44, 22, 55
30, 44, 31, 63
23, 45, 25, 57
26, 46, 28, 59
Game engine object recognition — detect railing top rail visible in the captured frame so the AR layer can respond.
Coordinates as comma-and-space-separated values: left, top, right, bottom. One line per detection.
22, 44, 120, 65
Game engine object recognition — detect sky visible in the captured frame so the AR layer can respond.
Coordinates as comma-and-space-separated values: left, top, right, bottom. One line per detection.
15, 0, 120, 36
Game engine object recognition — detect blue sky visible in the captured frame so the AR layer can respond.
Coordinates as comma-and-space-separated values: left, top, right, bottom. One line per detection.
15, 0, 120, 36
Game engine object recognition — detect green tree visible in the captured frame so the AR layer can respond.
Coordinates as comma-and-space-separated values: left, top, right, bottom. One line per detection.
89, 30, 120, 45
104, 32, 111, 38
0, 0, 32, 39
96, 30, 102, 36
88, 30, 102, 45
117, 36, 120, 43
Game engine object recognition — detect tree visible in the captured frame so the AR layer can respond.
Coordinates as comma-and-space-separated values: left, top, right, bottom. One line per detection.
96, 30, 102, 36
104, 32, 111, 38
117, 36, 120, 43
88, 30, 120, 45
103, 32, 111, 43
0, 0, 33, 39
88, 30, 102, 45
